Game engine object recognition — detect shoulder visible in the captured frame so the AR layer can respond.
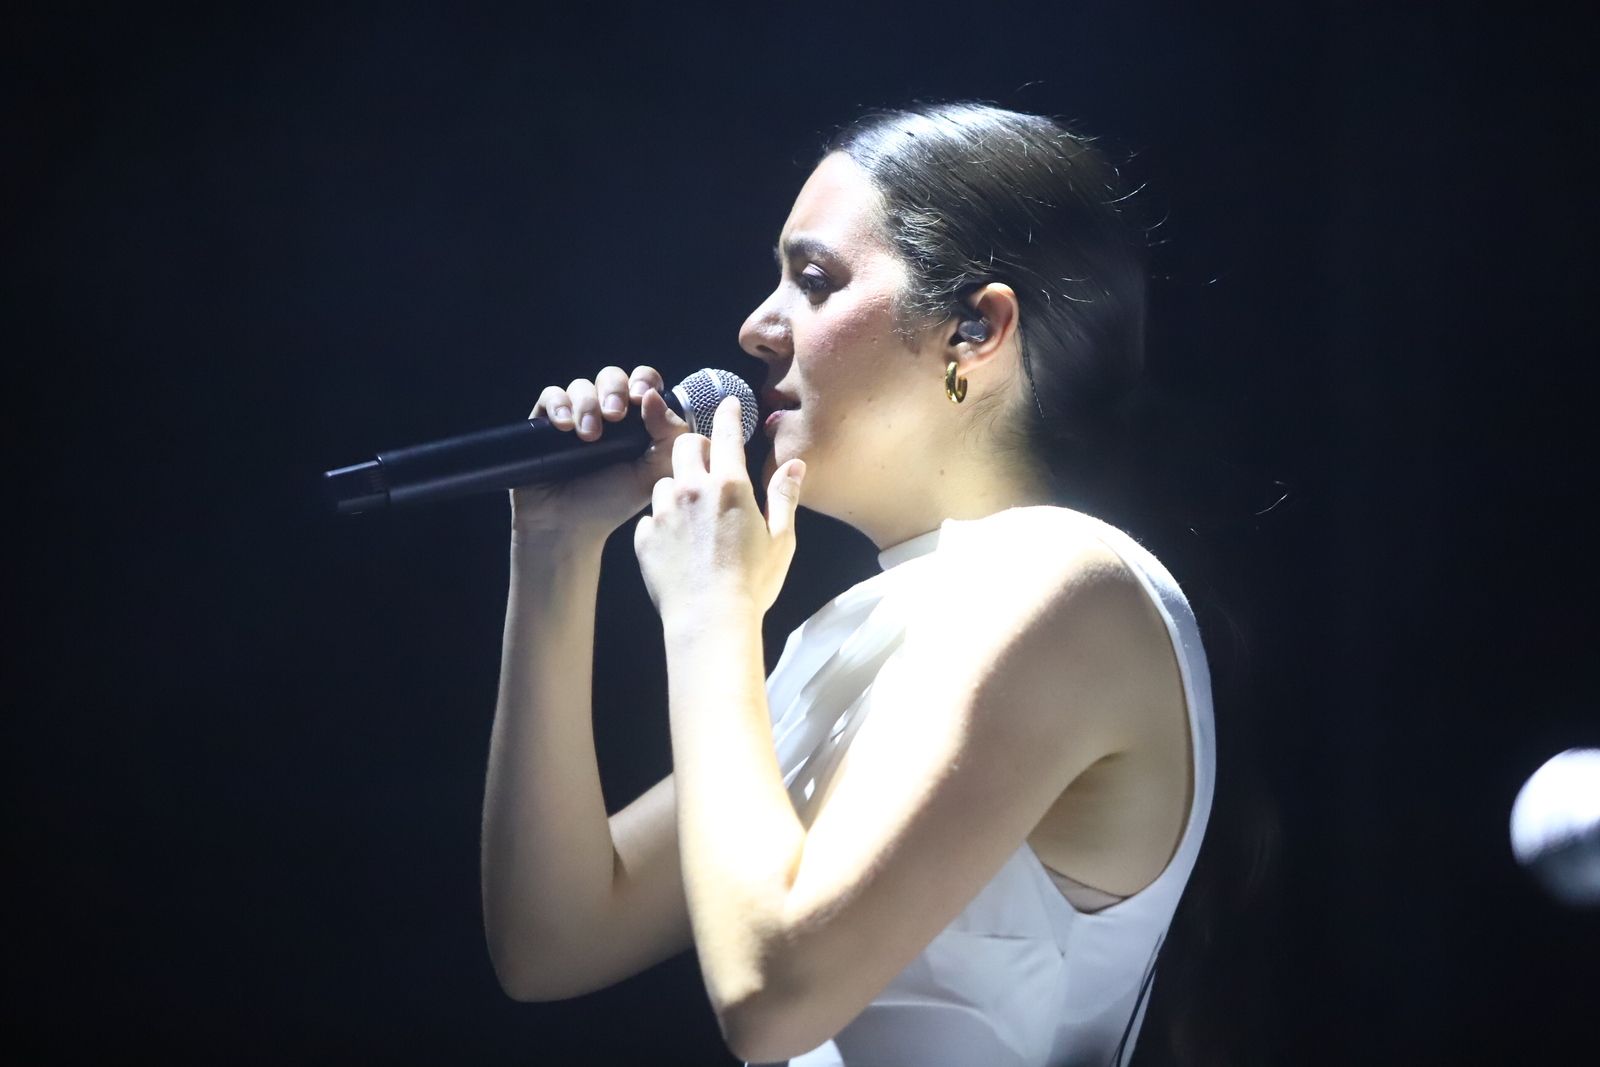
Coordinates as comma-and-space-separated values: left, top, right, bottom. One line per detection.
931, 505, 1148, 634
903, 505, 1163, 748
733, 510, 1170, 1057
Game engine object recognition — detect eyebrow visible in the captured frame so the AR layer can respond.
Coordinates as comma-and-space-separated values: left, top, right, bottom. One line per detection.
772, 234, 837, 268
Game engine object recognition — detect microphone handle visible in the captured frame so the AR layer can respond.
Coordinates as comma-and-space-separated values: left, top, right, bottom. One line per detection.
385, 415, 653, 507
325, 413, 653, 515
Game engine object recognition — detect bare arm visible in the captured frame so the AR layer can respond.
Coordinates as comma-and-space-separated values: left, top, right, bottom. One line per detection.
482, 529, 695, 1001
480, 363, 696, 1002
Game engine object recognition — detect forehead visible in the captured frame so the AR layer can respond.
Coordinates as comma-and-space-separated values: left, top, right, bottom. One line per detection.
778, 152, 888, 254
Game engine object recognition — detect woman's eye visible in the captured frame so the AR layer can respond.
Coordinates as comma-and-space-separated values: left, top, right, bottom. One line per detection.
795, 267, 832, 298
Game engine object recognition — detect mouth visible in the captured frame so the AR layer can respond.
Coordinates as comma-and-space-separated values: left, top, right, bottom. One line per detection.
758, 389, 802, 420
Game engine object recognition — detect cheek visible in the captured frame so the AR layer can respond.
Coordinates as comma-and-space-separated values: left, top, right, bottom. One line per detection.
799, 288, 900, 376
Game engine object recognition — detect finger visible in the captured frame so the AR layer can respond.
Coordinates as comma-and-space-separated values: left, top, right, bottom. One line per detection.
709, 395, 748, 482
532, 386, 575, 429
766, 458, 806, 542
639, 388, 688, 442
672, 429, 710, 481
566, 379, 602, 441
633, 512, 652, 556
651, 474, 674, 516
595, 366, 630, 421
628, 365, 665, 402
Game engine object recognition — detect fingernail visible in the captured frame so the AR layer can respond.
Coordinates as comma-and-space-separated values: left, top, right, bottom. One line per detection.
602, 396, 623, 415
580, 413, 597, 434
554, 405, 572, 421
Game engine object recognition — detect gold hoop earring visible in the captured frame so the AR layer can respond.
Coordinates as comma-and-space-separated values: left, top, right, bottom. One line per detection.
945, 360, 967, 404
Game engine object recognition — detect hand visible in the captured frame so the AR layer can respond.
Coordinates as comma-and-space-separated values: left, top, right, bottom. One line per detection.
511, 365, 691, 538
634, 395, 806, 622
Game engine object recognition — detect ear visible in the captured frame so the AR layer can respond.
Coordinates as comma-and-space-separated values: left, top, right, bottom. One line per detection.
946, 282, 1021, 380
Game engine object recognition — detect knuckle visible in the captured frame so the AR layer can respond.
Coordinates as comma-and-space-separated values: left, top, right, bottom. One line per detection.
572, 398, 600, 433
598, 371, 629, 415
629, 380, 651, 401
535, 387, 569, 422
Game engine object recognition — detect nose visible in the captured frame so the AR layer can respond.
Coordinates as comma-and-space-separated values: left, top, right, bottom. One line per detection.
739, 289, 792, 363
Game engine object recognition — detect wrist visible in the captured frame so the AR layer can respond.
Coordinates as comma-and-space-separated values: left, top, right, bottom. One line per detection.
509, 526, 612, 579
661, 589, 763, 642
510, 521, 613, 550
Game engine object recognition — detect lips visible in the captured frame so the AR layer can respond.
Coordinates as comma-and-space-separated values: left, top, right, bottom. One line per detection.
759, 389, 801, 418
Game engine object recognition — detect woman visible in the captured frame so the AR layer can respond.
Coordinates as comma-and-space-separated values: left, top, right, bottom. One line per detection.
481, 102, 1215, 1067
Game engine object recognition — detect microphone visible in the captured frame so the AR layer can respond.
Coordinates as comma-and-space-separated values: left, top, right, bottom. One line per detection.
322, 368, 758, 515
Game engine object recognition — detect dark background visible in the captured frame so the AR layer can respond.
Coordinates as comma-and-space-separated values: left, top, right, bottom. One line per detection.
7, 3, 1597, 1064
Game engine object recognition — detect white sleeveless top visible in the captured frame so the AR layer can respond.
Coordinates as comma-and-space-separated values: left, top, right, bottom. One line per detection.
745, 504, 1216, 1067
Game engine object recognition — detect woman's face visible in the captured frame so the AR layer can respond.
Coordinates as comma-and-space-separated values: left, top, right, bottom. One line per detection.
741, 152, 950, 525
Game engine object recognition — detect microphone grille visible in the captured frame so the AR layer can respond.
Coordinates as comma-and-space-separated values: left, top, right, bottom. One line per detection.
672, 368, 759, 443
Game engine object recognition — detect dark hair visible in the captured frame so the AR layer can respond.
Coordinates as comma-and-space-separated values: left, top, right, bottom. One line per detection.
825, 101, 1284, 1066
823, 101, 1154, 520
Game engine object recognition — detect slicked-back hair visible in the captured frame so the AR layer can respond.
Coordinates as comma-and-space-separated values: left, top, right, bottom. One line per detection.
824, 101, 1154, 511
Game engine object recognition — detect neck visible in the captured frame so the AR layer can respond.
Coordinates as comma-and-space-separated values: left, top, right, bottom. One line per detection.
850, 471, 1058, 551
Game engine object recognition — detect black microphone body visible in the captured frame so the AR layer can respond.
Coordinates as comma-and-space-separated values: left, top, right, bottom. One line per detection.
323, 368, 757, 515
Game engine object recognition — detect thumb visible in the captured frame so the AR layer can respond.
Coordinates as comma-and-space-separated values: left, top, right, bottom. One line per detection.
640, 387, 688, 440
766, 458, 805, 541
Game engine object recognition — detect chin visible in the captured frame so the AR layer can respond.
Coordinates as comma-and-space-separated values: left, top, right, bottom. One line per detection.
760, 446, 819, 511
759, 447, 778, 483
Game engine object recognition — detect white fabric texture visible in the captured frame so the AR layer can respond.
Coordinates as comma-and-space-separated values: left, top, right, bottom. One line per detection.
744, 505, 1216, 1067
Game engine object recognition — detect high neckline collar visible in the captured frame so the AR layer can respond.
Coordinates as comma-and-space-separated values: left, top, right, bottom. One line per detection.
875, 525, 945, 572
873, 505, 1080, 572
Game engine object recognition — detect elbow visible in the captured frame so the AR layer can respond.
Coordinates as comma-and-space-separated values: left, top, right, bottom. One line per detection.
491, 960, 575, 1004
722, 1000, 819, 1066
486, 932, 571, 1004
720, 999, 780, 1065
493, 972, 543, 1005
487, 925, 627, 1004
728, 1025, 784, 1065
483, 890, 578, 1002
483, 912, 535, 1001
718, 977, 829, 1065
487, 941, 546, 1003
498, 980, 562, 1005
715, 924, 838, 1062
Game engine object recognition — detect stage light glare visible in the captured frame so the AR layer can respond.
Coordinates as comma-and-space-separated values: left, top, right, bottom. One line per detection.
1510, 747, 1600, 907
